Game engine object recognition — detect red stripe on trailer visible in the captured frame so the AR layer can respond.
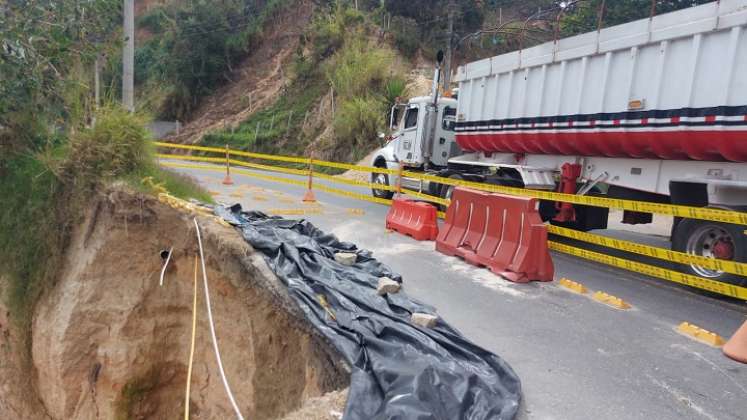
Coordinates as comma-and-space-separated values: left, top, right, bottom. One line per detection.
455, 130, 747, 162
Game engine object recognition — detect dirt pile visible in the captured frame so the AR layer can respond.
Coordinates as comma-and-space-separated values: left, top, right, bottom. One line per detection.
0, 187, 347, 419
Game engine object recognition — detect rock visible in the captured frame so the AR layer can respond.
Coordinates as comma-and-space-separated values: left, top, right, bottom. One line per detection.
334, 252, 357, 266
377, 277, 401, 296
411, 313, 438, 328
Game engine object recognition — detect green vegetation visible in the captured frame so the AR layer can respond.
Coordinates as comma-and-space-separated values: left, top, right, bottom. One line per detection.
114, 0, 289, 120
115, 367, 166, 420
560, 0, 713, 36
203, 1, 406, 163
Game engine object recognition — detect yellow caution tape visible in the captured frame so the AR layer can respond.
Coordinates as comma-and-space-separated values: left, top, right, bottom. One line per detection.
313, 172, 398, 192
399, 170, 747, 226
154, 142, 227, 154
155, 141, 747, 225
229, 158, 308, 176
400, 188, 450, 206
311, 158, 400, 176
159, 162, 308, 188
549, 241, 747, 300
548, 225, 747, 277
230, 149, 308, 164
314, 183, 395, 206
158, 158, 746, 300
156, 153, 227, 164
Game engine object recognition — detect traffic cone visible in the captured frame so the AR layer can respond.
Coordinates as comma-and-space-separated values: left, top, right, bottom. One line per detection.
302, 189, 316, 203
302, 157, 316, 203
723, 320, 747, 364
222, 144, 234, 185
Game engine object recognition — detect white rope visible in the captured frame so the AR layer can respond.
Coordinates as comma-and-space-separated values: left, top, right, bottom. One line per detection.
159, 247, 174, 287
193, 218, 245, 420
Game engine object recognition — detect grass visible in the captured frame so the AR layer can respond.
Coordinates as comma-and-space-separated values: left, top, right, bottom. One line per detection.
1, 106, 213, 327
115, 368, 164, 420
0, 155, 66, 324
124, 164, 215, 204
201, 7, 404, 166
203, 76, 326, 155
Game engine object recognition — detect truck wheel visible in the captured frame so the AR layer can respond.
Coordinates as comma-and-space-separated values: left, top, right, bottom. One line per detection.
438, 174, 463, 211
371, 169, 394, 199
671, 218, 747, 287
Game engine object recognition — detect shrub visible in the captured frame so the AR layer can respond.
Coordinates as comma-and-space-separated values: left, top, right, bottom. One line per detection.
58, 107, 152, 188
325, 38, 394, 98
334, 96, 385, 156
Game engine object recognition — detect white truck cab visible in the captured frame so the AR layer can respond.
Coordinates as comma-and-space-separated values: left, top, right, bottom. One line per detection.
371, 95, 458, 199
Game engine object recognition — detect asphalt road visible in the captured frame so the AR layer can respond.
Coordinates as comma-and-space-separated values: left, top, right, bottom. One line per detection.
165, 161, 747, 420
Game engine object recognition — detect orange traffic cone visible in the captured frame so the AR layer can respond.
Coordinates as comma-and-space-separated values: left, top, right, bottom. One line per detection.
222, 144, 234, 185
302, 157, 316, 203
302, 189, 316, 203
723, 320, 747, 364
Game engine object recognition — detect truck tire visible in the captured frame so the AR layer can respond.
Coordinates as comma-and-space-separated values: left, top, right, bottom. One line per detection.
438, 174, 464, 211
671, 218, 747, 287
371, 165, 394, 199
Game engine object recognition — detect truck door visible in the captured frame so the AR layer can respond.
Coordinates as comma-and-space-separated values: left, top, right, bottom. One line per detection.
397, 104, 424, 166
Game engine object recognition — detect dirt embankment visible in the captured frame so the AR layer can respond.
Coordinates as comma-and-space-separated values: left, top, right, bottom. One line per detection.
167, 1, 314, 145
1, 187, 348, 419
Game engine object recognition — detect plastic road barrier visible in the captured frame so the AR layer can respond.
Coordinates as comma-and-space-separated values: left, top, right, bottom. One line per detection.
385, 198, 440, 241
437, 187, 554, 283
724, 320, 747, 364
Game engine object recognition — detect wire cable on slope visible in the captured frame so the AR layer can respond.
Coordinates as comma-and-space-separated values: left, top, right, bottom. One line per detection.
194, 218, 245, 420
184, 256, 199, 420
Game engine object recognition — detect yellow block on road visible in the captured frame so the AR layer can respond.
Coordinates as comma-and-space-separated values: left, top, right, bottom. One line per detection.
676, 322, 726, 347
592, 291, 631, 310
559, 278, 588, 294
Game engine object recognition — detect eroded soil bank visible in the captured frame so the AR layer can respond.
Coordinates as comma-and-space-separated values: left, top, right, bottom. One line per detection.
1, 188, 348, 419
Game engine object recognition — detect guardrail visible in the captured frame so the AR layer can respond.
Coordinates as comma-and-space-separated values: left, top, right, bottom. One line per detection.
154, 141, 747, 300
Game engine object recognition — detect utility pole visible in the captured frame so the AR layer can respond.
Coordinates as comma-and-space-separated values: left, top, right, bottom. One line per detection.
123, 0, 135, 112
443, 0, 456, 91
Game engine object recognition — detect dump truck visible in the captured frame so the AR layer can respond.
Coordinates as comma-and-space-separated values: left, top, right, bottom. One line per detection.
370, 0, 747, 285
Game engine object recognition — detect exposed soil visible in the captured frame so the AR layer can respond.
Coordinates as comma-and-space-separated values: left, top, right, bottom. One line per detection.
166, 1, 314, 146
1, 186, 348, 419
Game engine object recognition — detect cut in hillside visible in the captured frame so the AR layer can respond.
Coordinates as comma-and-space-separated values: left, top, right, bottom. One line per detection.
1, 186, 348, 419
166, 1, 313, 145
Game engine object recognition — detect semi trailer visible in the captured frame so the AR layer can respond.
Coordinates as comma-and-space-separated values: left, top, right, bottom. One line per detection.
369, 0, 747, 285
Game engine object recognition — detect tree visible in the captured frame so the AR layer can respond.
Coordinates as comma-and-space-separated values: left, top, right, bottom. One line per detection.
560, 0, 713, 36
0, 0, 120, 151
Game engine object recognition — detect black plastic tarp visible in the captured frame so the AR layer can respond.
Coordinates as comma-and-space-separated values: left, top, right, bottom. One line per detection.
216, 205, 522, 420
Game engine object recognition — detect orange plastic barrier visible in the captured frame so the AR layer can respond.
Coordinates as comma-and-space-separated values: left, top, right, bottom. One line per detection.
436, 187, 554, 283
724, 320, 747, 364
386, 198, 439, 241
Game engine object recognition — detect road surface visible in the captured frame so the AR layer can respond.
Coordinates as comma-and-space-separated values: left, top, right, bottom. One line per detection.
166, 161, 747, 420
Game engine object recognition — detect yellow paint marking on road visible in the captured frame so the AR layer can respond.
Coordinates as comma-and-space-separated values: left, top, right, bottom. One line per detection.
266, 208, 323, 216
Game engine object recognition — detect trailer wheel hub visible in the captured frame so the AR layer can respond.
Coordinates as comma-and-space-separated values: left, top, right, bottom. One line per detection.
712, 238, 735, 261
